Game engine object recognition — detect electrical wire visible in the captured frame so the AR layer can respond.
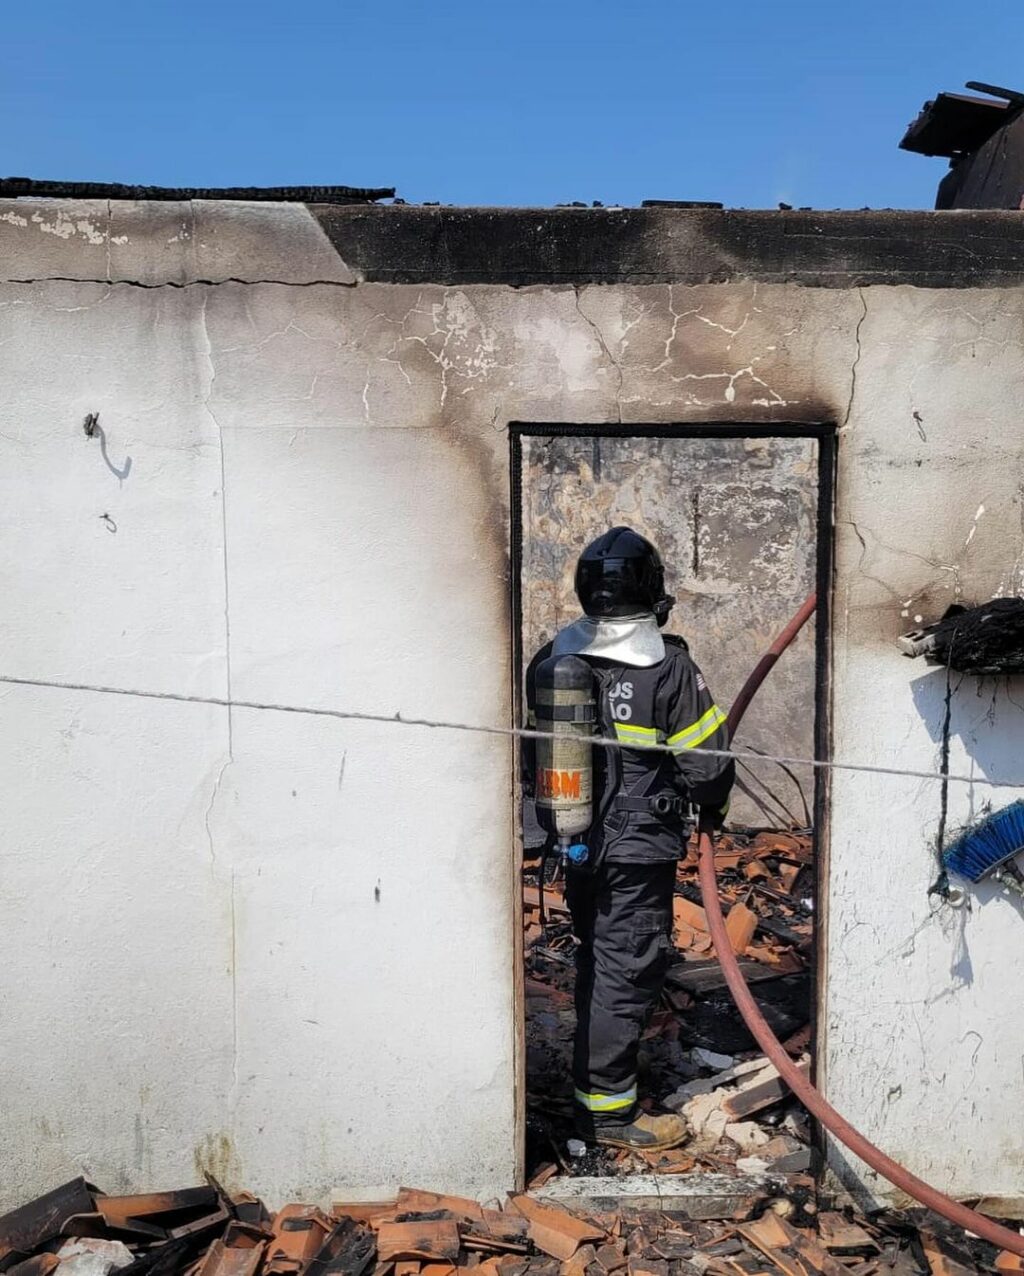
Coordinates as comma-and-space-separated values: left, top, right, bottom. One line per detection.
0, 671, 1021, 792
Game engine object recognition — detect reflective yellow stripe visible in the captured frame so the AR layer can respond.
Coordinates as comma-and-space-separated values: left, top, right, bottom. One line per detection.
574, 1085, 637, 1113
613, 722, 658, 749
667, 705, 727, 751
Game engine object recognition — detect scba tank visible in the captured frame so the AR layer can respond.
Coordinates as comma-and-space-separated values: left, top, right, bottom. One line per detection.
533, 654, 596, 848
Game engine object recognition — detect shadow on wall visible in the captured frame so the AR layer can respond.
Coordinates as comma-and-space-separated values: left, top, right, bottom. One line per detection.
910, 666, 1024, 816
908, 665, 1024, 962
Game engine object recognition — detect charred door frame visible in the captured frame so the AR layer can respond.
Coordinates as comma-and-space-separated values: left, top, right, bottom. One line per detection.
508, 421, 836, 1187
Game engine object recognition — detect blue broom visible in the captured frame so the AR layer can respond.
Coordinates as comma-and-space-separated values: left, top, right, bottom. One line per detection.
943, 800, 1024, 897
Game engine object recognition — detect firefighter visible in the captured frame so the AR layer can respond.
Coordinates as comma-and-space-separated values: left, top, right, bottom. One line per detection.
525, 526, 734, 1151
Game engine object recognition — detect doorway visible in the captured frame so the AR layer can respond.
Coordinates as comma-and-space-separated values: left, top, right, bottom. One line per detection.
510, 424, 834, 1185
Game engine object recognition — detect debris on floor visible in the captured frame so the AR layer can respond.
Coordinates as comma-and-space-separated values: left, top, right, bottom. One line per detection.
524, 828, 814, 1181
0, 1175, 1010, 1276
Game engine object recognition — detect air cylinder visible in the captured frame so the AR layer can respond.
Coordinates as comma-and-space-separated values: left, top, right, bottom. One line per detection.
534, 654, 597, 856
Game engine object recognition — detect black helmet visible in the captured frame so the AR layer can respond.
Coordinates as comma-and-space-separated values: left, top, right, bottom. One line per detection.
575, 526, 675, 623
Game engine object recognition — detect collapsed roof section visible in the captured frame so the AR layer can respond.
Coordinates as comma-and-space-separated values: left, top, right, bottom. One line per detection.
900, 81, 1024, 209
900, 92, 1004, 157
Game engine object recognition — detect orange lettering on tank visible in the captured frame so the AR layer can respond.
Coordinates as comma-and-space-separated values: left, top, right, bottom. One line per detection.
537, 768, 583, 799
559, 770, 581, 799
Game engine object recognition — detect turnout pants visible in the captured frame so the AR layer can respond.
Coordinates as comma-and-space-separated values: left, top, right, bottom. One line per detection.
566, 860, 676, 1118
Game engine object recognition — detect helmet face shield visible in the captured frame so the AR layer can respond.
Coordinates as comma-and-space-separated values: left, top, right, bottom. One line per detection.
576, 556, 656, 617
574, 526, 675, 621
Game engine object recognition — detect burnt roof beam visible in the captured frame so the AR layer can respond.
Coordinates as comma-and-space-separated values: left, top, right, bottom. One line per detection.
0, 178, 395, 204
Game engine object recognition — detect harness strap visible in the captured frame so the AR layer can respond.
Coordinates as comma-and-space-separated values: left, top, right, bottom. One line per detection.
544, 703, 597, 723
614, 794, 692, 817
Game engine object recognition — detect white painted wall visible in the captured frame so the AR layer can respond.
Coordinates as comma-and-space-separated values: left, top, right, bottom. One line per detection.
1, 201, 1022, 1207
824, 286, 1024, 1209
0, 204, 515, 1204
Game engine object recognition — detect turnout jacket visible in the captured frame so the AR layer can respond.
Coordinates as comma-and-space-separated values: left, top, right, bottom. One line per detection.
525, 632, 735, 864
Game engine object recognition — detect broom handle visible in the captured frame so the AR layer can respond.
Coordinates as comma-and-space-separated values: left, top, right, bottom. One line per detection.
994, 867, 1024, 898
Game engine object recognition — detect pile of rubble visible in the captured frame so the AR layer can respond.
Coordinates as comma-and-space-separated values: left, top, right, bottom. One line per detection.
1, 1176, 1013, 1276
524, 829, 813, 1180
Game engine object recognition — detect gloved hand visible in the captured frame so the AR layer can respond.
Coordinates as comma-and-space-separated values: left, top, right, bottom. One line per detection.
700, 800, 730, 831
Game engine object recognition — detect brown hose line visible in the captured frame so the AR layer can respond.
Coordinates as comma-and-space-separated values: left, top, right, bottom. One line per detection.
697, 591, 1024, 1257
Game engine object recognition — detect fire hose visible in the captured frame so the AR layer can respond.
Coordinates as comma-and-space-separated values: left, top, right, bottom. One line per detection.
698, 591, 1024, 1257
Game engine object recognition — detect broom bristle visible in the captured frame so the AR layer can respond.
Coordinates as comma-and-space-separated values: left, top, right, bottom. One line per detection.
943, 799, 1024, 882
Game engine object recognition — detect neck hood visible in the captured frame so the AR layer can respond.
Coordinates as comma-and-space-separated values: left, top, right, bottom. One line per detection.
551, 614, 665, 667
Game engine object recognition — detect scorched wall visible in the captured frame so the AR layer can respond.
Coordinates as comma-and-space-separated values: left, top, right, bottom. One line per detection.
1, 199, 1024, 1208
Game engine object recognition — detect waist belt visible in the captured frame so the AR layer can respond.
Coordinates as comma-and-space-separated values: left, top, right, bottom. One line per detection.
614, 794, 692, 818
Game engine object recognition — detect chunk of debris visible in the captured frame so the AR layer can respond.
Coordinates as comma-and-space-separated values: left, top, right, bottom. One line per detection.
194, 1238, 266, 1276
265, 1207, 333, 1276
6, 1257, 61, 1276
739, 1213, 848, 1276
760, 1134, 813, 1173
376, 1220, 461, 1264
559, 1241, 597, 1276
54, 1239, 134, 1276
626, 1259, 667, 1276
816, 1213, 878, 1254
507, 1197, 605, 1262
681, 1091, 729, 1142
0, 1176, 1008, 1276
593, 1242, 628, 1274
724, 903, 758, 955
690, 1049, 735, 1072
395, 1189, 484, 1222
94, 1187, 223, 1239
662, 1076, 721, 1109
0, 1178, 97, 1261
723, 1121, 771, 1155
721, 1059, 810, 1119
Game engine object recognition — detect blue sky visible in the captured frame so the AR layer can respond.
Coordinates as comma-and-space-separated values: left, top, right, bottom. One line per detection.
2, 1, 1022, 210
